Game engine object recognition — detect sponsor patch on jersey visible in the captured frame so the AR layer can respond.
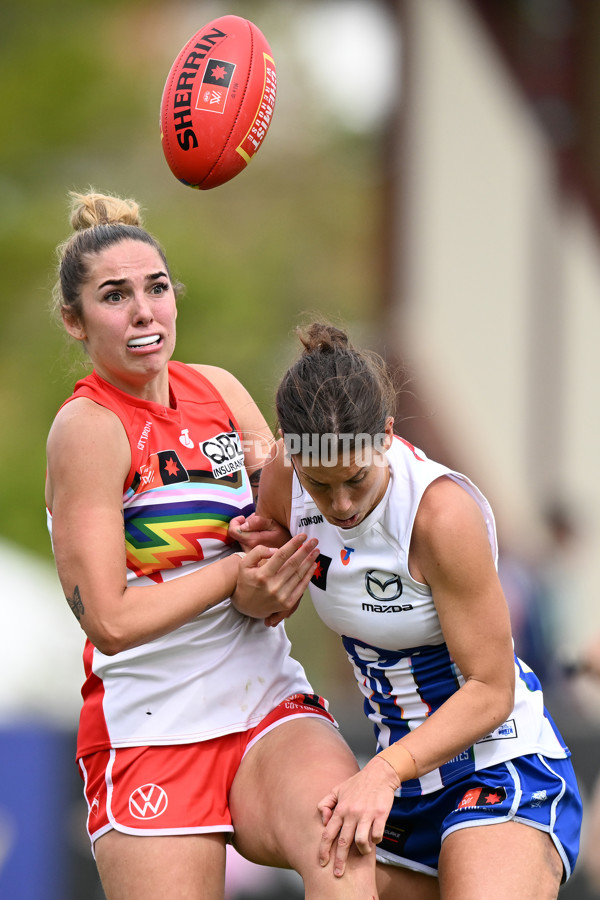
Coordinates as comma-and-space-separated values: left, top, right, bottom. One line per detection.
341, 547, 354, 566
201, 431, 244, 479
361, 601, 413, 614
298, 514, 324, 527
456, 786, 507, 810
365, 570, 403, 601
476, 718, 518, 743
134, 450, 189, 493
311, 553, 332, 591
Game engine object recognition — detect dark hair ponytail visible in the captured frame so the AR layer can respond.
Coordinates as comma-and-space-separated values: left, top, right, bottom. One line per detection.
275, 323, 396, 455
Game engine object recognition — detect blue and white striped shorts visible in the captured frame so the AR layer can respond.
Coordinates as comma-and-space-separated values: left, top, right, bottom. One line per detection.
376, 753, 582, 882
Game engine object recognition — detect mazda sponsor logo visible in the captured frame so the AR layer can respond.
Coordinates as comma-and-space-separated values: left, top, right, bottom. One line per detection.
365, 570, 403, 602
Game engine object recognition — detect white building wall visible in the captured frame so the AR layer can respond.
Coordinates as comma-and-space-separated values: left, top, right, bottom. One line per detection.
392, 0, 600, 654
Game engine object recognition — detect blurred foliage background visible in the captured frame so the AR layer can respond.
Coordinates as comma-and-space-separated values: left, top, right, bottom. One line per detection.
1, 0, 392, 557
1, 0, 397, 702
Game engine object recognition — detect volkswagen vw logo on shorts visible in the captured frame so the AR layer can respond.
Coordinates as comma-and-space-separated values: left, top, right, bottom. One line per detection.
129, 783, 169, 819
365, 570, 403, 602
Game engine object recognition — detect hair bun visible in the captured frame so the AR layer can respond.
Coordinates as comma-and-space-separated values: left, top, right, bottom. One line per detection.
299, 322, 350, 355
69, 190, 143, 232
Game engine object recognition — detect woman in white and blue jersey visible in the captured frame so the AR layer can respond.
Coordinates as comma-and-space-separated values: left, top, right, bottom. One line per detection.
230, 322, 583, 900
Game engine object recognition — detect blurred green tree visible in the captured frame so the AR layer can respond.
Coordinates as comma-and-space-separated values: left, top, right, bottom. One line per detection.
1, 0, 389, 560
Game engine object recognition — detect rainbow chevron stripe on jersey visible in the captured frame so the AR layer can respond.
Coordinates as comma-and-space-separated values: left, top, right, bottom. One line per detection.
67, 362, 256, 583
289, 436, 569, 797
50, 362, 312, 757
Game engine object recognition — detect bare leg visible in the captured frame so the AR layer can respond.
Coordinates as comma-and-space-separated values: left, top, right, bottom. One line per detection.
438, 821, 563, 900
377, 860, 441, 900
230, 717, 378, 899
95, 831, 227, 900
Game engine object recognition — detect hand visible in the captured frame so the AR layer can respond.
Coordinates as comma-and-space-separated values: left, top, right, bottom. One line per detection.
317, 756, 401, 878
264, 599, 301, 628
231, 533, 319, 620
229, 514, 291, 550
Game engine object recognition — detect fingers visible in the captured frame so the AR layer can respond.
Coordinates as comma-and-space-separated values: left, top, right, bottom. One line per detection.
232, 513, 272, 534
262, 533, 319, 584
317, 775, 392, 878
319, 811, 377, 878
264, 598, 301, 627
229, 515, 269, 551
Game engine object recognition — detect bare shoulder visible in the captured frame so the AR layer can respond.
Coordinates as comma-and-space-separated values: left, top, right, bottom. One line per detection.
411, 475, 492, 586
47, 397, 127, 454
189, 364, 272, 442
46, 398, 130, 507
190, 363, 247, 396
415, 475, 487, 537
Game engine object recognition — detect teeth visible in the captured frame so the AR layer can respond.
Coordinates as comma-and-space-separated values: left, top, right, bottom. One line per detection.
128, 335, 160, 347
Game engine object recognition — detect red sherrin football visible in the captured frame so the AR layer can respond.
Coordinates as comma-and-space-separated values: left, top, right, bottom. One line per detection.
160, 15, 277, 190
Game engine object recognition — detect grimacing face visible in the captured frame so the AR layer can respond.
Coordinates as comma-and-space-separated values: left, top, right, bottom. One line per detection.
62, 239, 178, 399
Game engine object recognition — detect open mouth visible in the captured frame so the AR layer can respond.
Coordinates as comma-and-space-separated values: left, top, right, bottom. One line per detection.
333, 513, 360, 528
127, 334, 162, 348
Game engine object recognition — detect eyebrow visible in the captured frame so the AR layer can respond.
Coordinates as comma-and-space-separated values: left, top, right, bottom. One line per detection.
97, 271, 168, 290
301, 468, 367, 486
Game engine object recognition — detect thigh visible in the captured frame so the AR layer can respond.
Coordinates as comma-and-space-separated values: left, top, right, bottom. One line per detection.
438, 821, 562, 900
377, 860, 441, 900
230, 717, 358, 865
229, 717, 377, 898
95, 830, 226, 900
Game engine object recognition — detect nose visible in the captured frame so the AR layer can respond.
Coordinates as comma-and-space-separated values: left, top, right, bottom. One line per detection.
132, 292, 154, 325
329, 487, 353, 517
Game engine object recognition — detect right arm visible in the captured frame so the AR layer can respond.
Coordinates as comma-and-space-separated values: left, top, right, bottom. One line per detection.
46, 403, 309, 655
229, 441, 318, 622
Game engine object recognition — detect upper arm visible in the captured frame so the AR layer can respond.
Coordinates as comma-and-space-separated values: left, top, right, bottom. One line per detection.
46, 399, 131, 640
410, 477, 514, 694
193, 364, 275, 497
255, 440, 293, 530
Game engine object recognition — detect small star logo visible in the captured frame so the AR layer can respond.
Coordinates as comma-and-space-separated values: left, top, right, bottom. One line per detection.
164, 457, 180, 477
211, 64, 227, 81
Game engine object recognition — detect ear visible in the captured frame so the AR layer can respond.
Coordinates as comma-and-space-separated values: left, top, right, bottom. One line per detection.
61, 307, 86, 342
382, 416, 395, 451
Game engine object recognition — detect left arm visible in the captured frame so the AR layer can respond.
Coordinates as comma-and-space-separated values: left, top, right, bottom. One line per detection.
193, 365, 290, 549
192, 364, 273, 501
319, 476, 515, 873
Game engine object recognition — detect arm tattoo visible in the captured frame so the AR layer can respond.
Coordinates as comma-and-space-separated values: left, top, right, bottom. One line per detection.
67, 585, 84, 621
249, 467, 262, 503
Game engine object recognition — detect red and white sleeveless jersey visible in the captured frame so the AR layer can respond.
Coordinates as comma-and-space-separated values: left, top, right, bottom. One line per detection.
48, 362, 312, 758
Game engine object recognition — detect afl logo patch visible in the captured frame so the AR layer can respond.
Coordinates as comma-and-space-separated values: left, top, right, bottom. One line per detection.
129, 783, 169, 819
365, 570, 403, 602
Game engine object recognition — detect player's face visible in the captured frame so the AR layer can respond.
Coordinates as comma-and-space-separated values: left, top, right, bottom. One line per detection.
293, 429, 393, 529
63, 240, 177, 400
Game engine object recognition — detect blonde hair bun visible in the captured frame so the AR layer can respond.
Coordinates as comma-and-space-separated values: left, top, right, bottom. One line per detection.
69, 190, 143, 231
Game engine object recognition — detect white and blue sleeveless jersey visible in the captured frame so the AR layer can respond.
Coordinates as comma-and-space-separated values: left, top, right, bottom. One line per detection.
289, 436, 568, 797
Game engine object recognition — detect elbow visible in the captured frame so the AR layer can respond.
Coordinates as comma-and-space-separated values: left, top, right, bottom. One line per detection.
86, 621, 134, 657
93, 637, 125, 657
490, 680, 516, 731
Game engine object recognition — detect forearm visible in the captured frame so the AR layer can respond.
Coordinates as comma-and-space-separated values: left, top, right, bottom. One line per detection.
378, 677, 514, 782
65, 553, 241, 655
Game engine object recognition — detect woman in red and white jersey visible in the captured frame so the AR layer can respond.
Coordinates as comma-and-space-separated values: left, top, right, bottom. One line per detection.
45, 192, 378, 900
